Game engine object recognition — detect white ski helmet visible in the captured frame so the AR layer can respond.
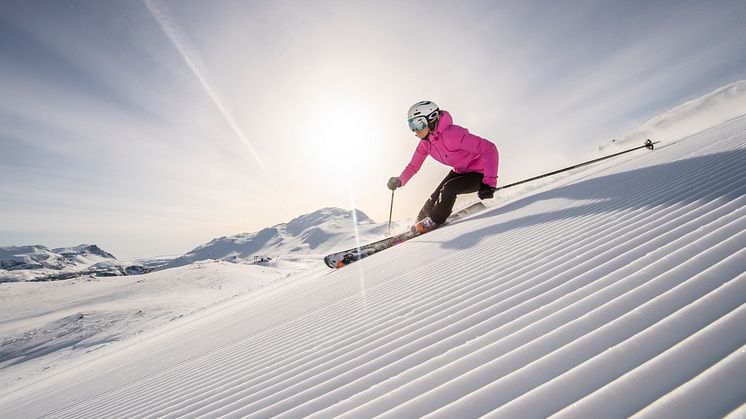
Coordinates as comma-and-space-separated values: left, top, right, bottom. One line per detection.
407, 101, 440, 132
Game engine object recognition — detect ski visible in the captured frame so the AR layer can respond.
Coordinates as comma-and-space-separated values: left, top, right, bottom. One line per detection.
324, 202, 486, 268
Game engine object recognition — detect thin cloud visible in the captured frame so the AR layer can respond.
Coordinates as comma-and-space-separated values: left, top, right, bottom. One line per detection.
143, 0, 268, 177
1, 0, 744, 258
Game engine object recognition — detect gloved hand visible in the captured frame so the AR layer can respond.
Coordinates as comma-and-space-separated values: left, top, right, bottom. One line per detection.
387, 177, 402, 191
478, 182, 495, 200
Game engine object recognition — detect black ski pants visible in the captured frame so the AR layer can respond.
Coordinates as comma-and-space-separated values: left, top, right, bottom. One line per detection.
417, 170, 484, 224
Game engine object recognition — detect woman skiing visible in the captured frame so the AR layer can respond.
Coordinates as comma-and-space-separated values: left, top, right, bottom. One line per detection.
388, 101, 499, 233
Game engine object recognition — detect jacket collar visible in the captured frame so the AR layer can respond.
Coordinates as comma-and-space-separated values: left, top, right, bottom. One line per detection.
433, 110, 453, 136
423, 110, 452, 142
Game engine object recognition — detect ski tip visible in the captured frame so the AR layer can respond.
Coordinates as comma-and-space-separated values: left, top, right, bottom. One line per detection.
323, 256, 335, 269
324, 255, 345, 269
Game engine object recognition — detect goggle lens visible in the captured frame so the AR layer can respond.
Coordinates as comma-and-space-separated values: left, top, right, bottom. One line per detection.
408, 116, 427, 132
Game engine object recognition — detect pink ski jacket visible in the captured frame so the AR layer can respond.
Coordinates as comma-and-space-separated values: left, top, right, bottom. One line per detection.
399, 110, 499, 188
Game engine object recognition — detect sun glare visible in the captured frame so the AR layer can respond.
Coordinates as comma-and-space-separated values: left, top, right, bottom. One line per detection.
305, 99, 380, 178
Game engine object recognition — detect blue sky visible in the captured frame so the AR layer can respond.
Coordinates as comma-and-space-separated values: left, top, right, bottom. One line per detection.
1, 0, 745, 258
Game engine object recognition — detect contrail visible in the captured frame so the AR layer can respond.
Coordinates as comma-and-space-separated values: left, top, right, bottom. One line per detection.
144, 0, 268, 175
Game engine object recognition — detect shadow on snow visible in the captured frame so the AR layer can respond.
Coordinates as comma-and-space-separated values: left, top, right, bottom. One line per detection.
442, 148, 746, 250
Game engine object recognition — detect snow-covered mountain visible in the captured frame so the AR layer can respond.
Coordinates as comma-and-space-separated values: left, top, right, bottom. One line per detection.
1, 85, 745, 417
0, 244, 113, 270
0, 207, 396, 282
164, 207, 389, 269
0, 244, 150, 282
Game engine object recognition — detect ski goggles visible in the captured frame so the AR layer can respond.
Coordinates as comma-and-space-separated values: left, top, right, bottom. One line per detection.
408, 116, 428, 132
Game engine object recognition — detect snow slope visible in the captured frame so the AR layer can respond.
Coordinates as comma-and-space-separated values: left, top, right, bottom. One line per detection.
0, 260, 305, 388
603, 79, 746, 150
1, 111, 744, 417
0, 209, 400, 388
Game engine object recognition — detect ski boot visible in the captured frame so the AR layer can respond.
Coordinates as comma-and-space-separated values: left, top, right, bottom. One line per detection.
411, 217, 438, 236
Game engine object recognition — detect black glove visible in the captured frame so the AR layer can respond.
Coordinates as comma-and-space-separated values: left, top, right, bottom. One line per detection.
387, 177, 402, 191
478, 182, 495, 200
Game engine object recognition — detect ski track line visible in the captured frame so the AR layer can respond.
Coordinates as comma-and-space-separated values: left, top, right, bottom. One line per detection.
312, 195, 746, 418
45, 218, 540, 416
34, 268, 422, 419
90, 201, 624, 419
35, 194, 744, 416
180, 172, 744, 418
436, 152, 743, 286
266, 185, 746, 418
373, 222, 746, 418
166, 173, 740, 416
6, 270, 342, 416
439, 142, 744, 269
538, 123, 741, 195
631, 344, 746, 418
334, 164, 740, 414
300, 148, 744, 416
32, 270, 381, 417
390, 141, 740, 306
335, 209, 746, 419
480, 268, 746, 418
59, 233, 548, 419
157, 173, 744, 416
550, 303, 746, 419
39, 179, 656, 418
84, 172, 700, 418
42, 139, 744, 418
43, 168, 744, 416
10, 125, 745, 418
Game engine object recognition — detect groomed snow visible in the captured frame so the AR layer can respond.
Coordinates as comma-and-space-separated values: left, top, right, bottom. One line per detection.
0, 259, 312, 389
0, 111, 744, 417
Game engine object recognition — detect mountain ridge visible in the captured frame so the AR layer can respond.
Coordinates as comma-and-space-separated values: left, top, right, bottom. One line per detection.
0, 244, 147, 282
163, 207, 382, 269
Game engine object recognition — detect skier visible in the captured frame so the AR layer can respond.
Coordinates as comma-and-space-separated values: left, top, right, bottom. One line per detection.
388, 101, 499, 234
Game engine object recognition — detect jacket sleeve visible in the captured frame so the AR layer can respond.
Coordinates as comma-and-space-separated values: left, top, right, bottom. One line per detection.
399, 141, 428, 186
453, 127, 499, 188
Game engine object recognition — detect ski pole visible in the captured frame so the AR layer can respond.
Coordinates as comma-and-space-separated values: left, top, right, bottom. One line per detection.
387, 189, 395, 235
495, 139, 659, 192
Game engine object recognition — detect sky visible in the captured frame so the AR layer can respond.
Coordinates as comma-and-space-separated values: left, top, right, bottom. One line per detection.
1, 0, 745, 259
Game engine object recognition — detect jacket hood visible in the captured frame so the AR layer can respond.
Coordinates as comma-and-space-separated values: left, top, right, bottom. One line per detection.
434, 110, 453, 136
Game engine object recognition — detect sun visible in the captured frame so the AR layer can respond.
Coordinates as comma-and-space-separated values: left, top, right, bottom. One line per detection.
303, 98, 382, 178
